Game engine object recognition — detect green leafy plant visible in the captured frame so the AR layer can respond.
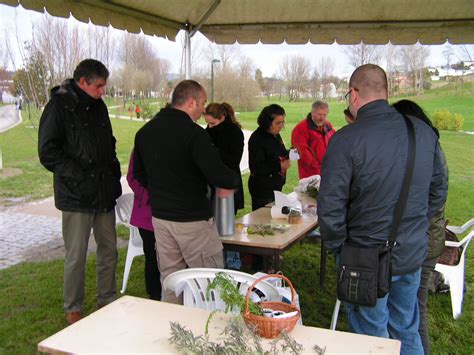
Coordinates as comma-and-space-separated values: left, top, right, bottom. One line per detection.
433, 110, 464, 131
306, 185, 319, 199
206, 272, 263, 316
204, 272, 263, 335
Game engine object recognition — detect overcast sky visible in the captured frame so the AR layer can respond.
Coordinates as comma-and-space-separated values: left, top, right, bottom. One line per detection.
1, 4, 468, 79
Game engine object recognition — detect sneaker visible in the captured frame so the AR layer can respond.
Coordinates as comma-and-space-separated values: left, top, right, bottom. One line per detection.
66, 311, 83, 324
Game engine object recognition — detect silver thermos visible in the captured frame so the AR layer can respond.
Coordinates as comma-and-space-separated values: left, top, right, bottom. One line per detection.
214, 188, 235, 236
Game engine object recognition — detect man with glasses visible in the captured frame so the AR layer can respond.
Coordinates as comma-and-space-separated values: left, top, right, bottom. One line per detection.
317, 64, 447, 354
133, 80, 239, 303
291, 100, 335, 179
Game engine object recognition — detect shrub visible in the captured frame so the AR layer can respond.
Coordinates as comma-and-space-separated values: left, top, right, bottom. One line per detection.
452, 113, 464, 131
141, 102, 156, 120
432, 110, 464, 131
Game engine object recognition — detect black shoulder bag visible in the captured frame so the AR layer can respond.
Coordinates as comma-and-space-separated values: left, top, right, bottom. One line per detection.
337, 115, 416, 307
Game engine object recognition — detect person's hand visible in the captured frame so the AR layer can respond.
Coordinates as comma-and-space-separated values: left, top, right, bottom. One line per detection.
216, 188, 235, 198
280, 158, 291, 173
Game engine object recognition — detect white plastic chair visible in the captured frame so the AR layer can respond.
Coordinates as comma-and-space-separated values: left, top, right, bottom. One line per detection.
330, 299, 341, 330
435, 220, 474, 320
163, 268, 280, 312
116, 193, 144, 294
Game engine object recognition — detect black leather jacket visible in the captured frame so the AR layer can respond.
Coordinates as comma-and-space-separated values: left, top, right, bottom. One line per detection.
248, 127, 288, 200
317, 100, 448, 275
38, 79, 122, 213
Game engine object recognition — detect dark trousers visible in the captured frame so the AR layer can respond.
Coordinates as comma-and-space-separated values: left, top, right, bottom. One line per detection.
138, 228, 161, 300
417, 256, 438, 355
251, 195, 274, 211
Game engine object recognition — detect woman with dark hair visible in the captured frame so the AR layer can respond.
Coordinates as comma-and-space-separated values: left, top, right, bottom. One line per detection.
204, 102, 245, 214
393, 99, 448, 355
248, 104, 290, 210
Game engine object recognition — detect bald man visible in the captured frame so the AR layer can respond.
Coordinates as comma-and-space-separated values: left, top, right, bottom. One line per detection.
133, 80, 239, 303
317, 64, 447, 354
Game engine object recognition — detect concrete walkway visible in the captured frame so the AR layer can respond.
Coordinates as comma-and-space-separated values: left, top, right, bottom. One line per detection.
0, 178, 132, 270
0, 104, 21, 133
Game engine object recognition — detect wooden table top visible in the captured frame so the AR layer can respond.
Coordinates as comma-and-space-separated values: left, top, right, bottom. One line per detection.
220, 204, 318, 249
38, 296, 400, 354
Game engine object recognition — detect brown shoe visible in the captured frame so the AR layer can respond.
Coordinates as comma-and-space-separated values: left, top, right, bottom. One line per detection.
66, 311, 83, 324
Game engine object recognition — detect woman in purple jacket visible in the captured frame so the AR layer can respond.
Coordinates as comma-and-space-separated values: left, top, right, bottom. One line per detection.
126, 150, 161, 300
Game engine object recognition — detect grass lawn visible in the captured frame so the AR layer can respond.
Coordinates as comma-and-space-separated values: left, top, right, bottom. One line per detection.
0, 88, 473, 353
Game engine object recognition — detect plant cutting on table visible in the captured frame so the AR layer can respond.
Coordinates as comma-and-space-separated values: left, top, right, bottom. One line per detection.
246, 223, 290, 236
295, 174, 320, 199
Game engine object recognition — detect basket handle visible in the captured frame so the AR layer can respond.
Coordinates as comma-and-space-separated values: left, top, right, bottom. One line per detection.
244, 273, 296, 316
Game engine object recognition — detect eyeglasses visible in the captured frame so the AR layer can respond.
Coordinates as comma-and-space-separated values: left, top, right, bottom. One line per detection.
344, 87, 358, 103
273, 120, 286, 127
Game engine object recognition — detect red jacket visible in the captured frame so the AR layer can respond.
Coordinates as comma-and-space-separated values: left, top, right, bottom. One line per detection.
291, 115, 335, 178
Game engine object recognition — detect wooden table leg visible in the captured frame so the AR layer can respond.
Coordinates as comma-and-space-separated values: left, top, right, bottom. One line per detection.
273, 249, 280, 272
320, 240, 327, 288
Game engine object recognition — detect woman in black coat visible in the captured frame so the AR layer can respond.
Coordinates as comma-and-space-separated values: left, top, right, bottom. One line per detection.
204, 102, 245, 214
248, 104, 290, 211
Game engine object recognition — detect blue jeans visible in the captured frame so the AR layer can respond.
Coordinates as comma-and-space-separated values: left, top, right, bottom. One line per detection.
344, 268, 423, 355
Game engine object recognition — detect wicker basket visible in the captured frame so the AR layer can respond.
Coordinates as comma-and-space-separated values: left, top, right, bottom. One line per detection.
243, 274, 300, 338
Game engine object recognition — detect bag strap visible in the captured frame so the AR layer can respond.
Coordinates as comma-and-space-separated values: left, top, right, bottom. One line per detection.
388, 115, 416, 246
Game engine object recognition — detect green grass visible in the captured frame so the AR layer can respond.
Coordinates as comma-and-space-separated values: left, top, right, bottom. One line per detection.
0, 88, 473, 353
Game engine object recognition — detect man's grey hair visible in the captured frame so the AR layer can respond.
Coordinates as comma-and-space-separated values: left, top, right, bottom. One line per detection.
311, 100, 329, 111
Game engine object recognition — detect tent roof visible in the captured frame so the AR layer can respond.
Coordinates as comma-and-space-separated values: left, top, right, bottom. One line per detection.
2, 0, 474, 44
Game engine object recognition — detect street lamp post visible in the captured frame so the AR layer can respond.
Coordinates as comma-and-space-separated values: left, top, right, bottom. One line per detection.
211, 59, 220, 102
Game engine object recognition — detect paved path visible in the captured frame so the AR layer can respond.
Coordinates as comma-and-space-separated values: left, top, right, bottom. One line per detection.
0, 105, 21, 133
0, 178, 132, 270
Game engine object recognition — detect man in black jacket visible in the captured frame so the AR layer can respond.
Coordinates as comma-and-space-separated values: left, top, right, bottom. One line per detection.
134, 80, 239, 303
317, 64, 447, 353
38, 59, 122, 324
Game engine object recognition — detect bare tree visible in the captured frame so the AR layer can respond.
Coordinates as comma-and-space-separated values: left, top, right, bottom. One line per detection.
118, 33, 168, 98
456, 44, 473, 62
308, 68, 321, 99
255, 68, 274, 100
384, 43, 402, 96
278, 55, 311, 101
400, 44, 430, 95
213, 53, 259, 111
85, 24, 116, 70
343, 42, 383, 68
443, 44, 454, 76
317, 56, 335, 99
0, 32, 10, 70
35, 15, 84, 86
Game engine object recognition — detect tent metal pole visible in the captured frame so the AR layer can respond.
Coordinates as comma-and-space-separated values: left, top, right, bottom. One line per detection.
185, 29, 191, 79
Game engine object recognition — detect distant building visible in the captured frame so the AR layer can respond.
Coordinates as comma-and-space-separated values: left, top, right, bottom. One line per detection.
428, 66, 474, 80
0, 70, 16, 103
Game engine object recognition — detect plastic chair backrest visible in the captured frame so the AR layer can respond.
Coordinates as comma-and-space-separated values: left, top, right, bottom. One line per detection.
116, 193, 134, 226
456, 231, 473, 262
163, 268, 280, 312
446, 218, 474, 235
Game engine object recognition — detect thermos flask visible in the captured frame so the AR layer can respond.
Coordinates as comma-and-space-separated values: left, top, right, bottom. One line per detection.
214, 188, 235, 236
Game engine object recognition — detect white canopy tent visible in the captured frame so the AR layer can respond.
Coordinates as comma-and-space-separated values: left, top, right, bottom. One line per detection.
2, 0, 474, 78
